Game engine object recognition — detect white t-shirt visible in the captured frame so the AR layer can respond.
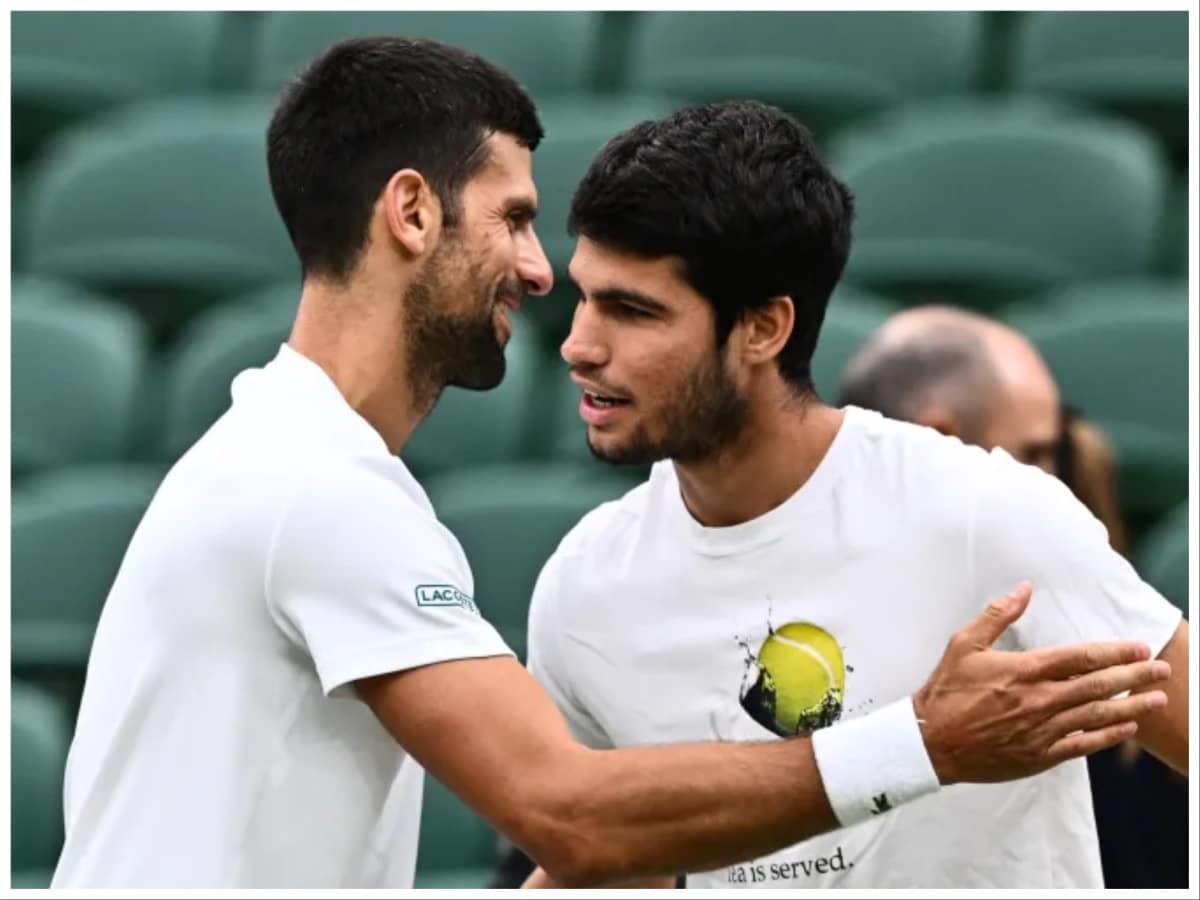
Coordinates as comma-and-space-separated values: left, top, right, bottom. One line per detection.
527, 406, 1180, 889
52, 344, 512, 888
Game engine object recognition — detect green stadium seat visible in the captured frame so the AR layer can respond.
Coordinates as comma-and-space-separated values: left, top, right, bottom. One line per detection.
11, 466, 163, 671
1011, 12, 1188, 161
24, 97, 296, 332
402, 314, 549, 478
812, 286, 900, 403
11, 278, 149, 477
830, 99, 1167, 308
426, 463, 634, 653
10, 682, 71, 889
1007, 296, 1187, 527
11, 11, 225, 161
252, 12, 603, 94
157, 296, 296, 461
414, 773, 498, 889
1137, 503, 1189, 617
627, 12, 985, 135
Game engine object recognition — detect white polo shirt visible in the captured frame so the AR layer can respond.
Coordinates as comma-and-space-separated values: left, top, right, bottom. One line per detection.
53, 344, 512, 888
528, 406, 1181, 889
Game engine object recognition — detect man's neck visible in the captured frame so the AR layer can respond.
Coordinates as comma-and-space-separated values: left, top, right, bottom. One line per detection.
672, 395, 845, 529
287, 277, 431, 456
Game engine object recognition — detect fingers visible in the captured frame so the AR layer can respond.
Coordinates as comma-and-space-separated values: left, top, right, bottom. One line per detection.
1043, 690, 1168, 743
1044, 721, 1140, 765
1026, 640, 1154, 680
1046, 659, 1171, 711
957, 582, 1033, 649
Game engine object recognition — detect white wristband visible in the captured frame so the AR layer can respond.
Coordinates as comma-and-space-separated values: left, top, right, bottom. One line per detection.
811, 696, 941, 827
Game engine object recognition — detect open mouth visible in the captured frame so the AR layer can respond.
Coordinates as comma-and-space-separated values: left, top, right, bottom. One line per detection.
582, 390, 629, 409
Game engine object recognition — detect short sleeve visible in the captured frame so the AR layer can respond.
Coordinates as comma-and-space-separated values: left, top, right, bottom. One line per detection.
526, 550, 614, 750
970, 450, 1181, 656
266, 463, 513, 698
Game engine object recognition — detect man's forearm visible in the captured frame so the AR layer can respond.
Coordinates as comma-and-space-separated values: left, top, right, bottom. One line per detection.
519, 737, 835, 887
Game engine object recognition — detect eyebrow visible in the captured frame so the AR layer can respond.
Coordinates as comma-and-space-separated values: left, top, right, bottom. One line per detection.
565, 272, 671, 315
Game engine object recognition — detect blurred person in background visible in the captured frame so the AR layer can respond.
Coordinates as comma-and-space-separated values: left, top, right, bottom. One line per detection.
49, 37, 1159, 889
520, 99, 1188, 889
840, 305, 1188, 888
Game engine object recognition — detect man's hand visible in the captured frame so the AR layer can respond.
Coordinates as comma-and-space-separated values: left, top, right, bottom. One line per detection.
914, 582, 1170, 785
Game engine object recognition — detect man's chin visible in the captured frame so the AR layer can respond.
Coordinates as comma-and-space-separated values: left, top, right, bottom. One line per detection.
447, 349, 506, 391
586, 432, 666, 467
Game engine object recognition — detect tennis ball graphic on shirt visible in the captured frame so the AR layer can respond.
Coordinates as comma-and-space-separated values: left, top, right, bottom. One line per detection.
740, 623, 845, 738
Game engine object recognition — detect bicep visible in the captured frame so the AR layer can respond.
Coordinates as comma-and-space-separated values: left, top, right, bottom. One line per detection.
1133, 620, 1189, 775
355, 654, 586, 836
972, 458, 1181, 651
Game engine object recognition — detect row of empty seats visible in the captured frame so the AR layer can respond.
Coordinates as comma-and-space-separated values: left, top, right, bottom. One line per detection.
13, 11, 1189, 161
11, 95, 1187, 347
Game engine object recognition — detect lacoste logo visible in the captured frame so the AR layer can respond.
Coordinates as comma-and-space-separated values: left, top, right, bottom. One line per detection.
415, 584, 478, 615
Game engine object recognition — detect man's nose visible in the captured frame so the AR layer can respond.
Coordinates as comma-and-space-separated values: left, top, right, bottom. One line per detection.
517, 229, 554, 296
561, 300, 609, 369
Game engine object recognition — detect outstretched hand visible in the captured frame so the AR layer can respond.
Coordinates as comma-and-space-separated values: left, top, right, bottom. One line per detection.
914, 582, 1169, 785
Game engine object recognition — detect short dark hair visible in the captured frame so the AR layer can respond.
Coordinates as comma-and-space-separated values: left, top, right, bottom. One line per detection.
267, 36, 543, 281
838, 324, 999, 437
568, 99, 854, 392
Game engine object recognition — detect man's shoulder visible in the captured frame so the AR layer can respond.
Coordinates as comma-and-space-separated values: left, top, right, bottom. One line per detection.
842, 408, 1004, 511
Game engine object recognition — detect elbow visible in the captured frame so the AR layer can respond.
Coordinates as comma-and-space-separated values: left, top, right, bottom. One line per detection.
535, 835, 609, 888
502, 785, 624, 888
509, 812, 614, 888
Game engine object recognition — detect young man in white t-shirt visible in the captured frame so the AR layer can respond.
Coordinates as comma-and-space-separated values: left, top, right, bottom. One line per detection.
52, 43, 1174, 889
525, 100, 1189, 888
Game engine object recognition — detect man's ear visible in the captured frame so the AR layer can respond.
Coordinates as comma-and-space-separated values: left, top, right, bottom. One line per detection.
914, 407, 963, 440
382, 169, 441, 258
740, 295, 795, 367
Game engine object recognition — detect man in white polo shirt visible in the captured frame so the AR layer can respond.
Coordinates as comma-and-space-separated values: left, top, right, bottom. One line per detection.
53, 42, 1173, 889
524, 100, 1188, 888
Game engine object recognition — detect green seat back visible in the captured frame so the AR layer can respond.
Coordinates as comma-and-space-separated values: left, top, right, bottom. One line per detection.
628, 12, 984, 133
11, 278, 148, 476
10, 682, 71, 884
427, 463, 633, 648
1009, 298, 1187, 521
1012, 12, 1188, 157
158, 295, 296, 461
25, 97, 296, 326
11, 11, 224, 159
11, 467, 163, 668
253, 12, 602, 94
831, 99, 1166, 307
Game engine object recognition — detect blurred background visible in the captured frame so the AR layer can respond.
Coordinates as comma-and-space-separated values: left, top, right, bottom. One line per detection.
8, 9, 1191, 889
